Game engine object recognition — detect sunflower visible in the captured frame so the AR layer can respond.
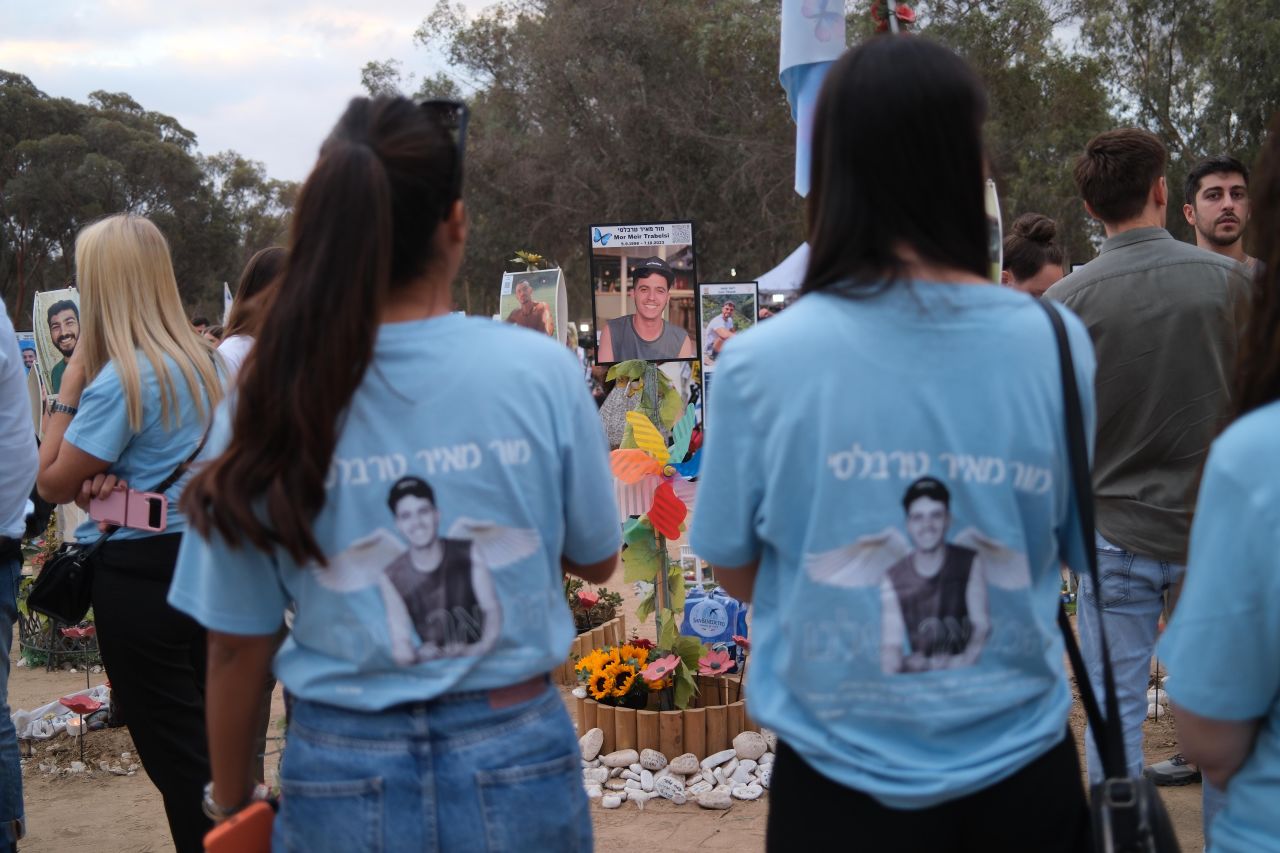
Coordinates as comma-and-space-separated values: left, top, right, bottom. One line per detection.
575, 649, 608, 677
612, 663, 640, 697
588, 668, 615, 701
617, 644, 650, 668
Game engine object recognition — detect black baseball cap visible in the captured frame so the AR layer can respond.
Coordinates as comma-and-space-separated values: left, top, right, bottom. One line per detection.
633, 256, 675, 285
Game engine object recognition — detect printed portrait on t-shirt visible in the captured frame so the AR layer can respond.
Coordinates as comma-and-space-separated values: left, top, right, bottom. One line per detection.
804, 476, 1031, 675
313, 476, 541, 666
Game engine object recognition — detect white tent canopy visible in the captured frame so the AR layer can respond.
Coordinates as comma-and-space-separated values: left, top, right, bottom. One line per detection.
755, 242, 808, 293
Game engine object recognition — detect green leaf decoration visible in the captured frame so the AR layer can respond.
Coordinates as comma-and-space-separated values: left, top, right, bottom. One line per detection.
622, 541, 660, 583
667, 564, 687, 611
673, 667, 697, 710
606, 360, 646, 383
635, 588, 656, 623
672, 635, 703, 667
669, 403, 696, 463
620, 421, 637, 450
658, 608, 679, 649
622, 516, 654, 547
659, 384, 683, 429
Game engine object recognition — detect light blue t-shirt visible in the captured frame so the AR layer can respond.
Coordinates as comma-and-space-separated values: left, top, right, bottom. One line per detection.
1159, 400, 1280, 853
1, 310, 38, 539
64, 353, 214, 543
168, 315, 621, 711
689, 285, 1096, 809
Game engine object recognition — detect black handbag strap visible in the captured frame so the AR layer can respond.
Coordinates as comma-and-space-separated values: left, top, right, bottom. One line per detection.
1039, 300, 1130, 780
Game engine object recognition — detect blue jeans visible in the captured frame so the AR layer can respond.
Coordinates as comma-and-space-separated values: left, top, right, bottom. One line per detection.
1, 553, 24, 853
276, 682, 590, 853
1076, 533, 1184, 783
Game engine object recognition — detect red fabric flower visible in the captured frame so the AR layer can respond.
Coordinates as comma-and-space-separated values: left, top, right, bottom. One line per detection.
629, 637, 655, 650
642, 654, 679, 683
732, 634, 750, 652
577, 589, 599, 609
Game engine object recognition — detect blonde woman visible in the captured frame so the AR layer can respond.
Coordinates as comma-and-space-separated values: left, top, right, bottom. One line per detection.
37, 214, 222, 852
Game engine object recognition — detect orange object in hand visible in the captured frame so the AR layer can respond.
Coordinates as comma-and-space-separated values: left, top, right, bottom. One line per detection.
204, 801, 274, 853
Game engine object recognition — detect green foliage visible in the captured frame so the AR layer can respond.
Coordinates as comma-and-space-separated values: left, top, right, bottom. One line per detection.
671, 635, 704, 709
658, 608, 679, 650
667, 563, 687, 612
605, 360, 647, 383
0, 72, 297, 325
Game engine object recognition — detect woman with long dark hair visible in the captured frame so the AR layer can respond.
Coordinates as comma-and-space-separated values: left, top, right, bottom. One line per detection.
689, 36, 1096, 850
1158, 118, 1280, 852
168, 96, 619, 850
217, 246, 286, 378
36, 213, 223, 851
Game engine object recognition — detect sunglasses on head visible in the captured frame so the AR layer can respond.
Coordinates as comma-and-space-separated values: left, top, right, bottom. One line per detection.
417, 99, 469, 204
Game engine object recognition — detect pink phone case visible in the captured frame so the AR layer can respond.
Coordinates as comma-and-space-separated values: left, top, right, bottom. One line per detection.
88, 488, 167, 532
125, 490, 167, 532
88, 487, 130, 526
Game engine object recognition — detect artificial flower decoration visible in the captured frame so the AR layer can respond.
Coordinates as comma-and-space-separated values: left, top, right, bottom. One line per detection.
577, 589, 600, 610
698, 648, 733, 676
610, 406, 701, 539
629, 637, 655, 651
732, 634, 751, 653
642, 654, 680, 684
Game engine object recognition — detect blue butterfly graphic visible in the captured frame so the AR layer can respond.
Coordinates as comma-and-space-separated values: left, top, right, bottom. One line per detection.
592, 227, 612, 246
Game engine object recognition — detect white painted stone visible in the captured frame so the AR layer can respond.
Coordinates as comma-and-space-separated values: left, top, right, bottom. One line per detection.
609, 767, 624, 778
580, 728, 604, 761
738, 759, 757, 774
572, 686, 588, 699
697, 789, 733, 810
760, 728, 777, 752
702, 769, 719, 786
700, 748, 737, 770
583, 767, 609, 785
621, 769, 641, 782
656, 775, 685, 800
713, 767, 729, 786
641, 769, 654, 792
605, 779, 628, 791
758, 752, 775, 767
756, 766, 772, 789
624, 779, 643, 791
730, 766, 754, 786
725, 758, 740, 776
733, 731, 768, 761
602, 749, 639, 768
1146, 688, 1169, 706
688, 781, 714, 795
640, 748, 668, 771
601, 795, 623, 809
732, 783, 764, 801
629, 762, 643, 774
670, 792, 687, 806
584, 785, 602, 800
669, 752, 700, 775
1147, 703, 1167, 720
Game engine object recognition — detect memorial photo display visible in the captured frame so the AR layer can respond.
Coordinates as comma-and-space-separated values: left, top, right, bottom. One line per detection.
588, 221, 698, 365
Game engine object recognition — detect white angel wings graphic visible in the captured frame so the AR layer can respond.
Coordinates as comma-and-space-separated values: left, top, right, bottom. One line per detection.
803, 526, 1031, 590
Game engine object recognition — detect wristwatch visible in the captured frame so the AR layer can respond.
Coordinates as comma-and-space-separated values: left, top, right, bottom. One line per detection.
202, 782, 267, 822
49, 401, 78, 416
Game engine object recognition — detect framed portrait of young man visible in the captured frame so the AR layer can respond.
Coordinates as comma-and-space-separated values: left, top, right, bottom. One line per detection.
589, 221, 698, 365
498, 268, 566, 339
697, 282, 758, 373
32, 288, 81, 400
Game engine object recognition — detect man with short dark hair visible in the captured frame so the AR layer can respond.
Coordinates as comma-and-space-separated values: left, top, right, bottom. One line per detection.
191, 315, 209, 334
597, 257, 695, 362
505, 279, 554, 335
1045, 129, 1250, 816
45, 300, 79, 394
1183, 155, 1257, 274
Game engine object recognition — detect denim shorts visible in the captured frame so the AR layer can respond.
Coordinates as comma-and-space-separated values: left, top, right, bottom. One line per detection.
275, 683, 590, 853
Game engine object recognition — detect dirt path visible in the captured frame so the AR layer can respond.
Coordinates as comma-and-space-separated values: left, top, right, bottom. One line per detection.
9, 563, 1207, 851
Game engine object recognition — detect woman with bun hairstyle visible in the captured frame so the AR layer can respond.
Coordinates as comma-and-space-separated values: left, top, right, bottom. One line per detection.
1001, 213, 1066, 296
170, 96, 620, 850
36, 213, 223, 851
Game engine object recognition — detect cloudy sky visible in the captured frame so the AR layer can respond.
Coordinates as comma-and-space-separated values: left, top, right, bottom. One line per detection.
1, 1, 478, 182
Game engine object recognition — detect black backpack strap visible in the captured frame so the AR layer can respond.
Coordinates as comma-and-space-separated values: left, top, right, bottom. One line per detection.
1039, 299, 1129, 780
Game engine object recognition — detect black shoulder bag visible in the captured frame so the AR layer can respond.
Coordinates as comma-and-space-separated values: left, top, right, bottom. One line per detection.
27, 430, 210, 626
1041, 301, 1180, 853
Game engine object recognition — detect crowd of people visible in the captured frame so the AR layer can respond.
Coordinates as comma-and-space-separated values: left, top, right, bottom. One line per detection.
0, 32, 1276, 853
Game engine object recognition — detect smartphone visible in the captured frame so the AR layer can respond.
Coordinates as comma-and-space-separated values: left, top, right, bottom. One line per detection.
204, 801, 274, 853
89, 488, 167, 532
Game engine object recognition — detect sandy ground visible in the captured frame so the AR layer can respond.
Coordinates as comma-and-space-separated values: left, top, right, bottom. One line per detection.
9, 558, 1205, 852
